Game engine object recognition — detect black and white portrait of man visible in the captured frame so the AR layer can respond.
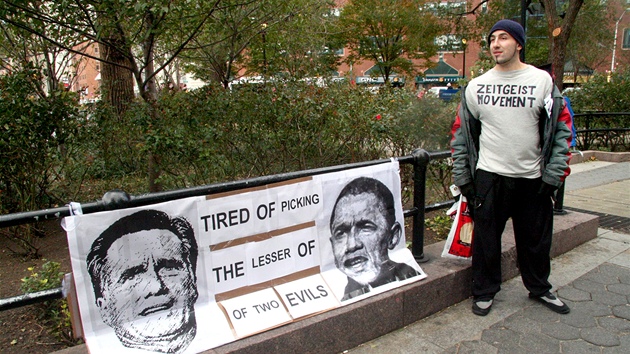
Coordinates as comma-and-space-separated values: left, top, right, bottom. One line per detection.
86, 209, 199, 354
329, 177, 420, 301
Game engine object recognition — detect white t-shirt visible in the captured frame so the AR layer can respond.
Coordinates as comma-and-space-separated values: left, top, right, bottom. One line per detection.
465, 65, 552, 178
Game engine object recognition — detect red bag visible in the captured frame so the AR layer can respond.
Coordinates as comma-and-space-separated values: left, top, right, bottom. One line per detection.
441, 186, 474, 260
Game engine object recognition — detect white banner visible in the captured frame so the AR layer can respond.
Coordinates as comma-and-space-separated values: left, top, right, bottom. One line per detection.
65, 161, 426, 353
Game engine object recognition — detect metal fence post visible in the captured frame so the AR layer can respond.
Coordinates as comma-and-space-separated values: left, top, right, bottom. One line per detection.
584, 114, 591, 150
412, 148, 430, 263
553, 182, 567, 214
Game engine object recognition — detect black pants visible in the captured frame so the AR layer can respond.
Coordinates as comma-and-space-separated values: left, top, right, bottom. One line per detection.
471, 169, 553, 300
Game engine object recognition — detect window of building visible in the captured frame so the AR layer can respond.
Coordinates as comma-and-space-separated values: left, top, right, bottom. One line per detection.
527, 3, 545, 16
95, 64, 100, 71
94, 45, 99, 54
328, 47, 344, 56
424, 1, 467, 13
445, 1, 466, 12
623, 28, 630, 50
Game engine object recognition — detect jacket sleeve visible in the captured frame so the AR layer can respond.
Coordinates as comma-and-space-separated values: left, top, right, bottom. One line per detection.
542, 101, 573, 187
450, 104, 473, 187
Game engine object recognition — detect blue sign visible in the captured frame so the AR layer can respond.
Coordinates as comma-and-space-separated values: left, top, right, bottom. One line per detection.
438, 88, 459, 102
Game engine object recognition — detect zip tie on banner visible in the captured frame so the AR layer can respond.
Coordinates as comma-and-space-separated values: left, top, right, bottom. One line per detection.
390, 157, 399, 172
61, 202, 82, 232
68, 202, 83, 216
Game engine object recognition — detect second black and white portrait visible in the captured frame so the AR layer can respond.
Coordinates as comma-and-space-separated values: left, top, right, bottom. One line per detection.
328, 177, 421, 300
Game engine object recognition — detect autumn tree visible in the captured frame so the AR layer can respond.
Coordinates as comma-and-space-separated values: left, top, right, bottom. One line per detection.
244, 0, 342, 79
180, 0, 340, 88
181, 0, 296, 88
467, 0, 584, 88
539, 0, 584, 89
339, 0, 445, 83
565, 0, 615, 81
493, 0, 613, 84
0, 1, 85, 97
0, 0, 226, 191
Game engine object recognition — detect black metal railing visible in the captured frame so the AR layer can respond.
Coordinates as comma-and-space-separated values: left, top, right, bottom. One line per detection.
574, 112, 630, 151
552, 111, 629, 213
0, 148, 453, 312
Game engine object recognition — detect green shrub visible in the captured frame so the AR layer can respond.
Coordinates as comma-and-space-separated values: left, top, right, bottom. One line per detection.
0, 66, 84, 256
21, 260, 63, 293
568, 68, 630, 113
0, 73, 458, 211
567, 68, 630, 151
62, 79, 457, 209
425, 214, 452, 240
138, 81, 426, 187
396, 94, 457, 152
21, 261, 79, 345
0, 66, 81, 213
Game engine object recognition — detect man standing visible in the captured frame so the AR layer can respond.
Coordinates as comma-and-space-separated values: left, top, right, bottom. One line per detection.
329, 177, 419, 300
450, 20, 573, 316
87, 209, 199, 353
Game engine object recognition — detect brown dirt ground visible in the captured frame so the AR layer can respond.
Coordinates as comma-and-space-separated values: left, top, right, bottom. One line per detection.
0, 213, 445, 354
0, 221, 75, 354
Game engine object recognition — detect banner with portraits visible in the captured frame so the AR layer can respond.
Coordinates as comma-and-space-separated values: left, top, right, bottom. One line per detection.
65, 161, 426, 354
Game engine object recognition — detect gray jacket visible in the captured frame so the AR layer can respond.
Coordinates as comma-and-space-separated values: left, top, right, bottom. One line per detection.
450, 85, 573, 188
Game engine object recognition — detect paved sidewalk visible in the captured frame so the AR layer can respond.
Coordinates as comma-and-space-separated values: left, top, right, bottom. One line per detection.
563, 162, 629, 232
347, 161, 630, 354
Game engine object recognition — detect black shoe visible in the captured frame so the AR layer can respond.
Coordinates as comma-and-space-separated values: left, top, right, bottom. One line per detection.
472, 299, 493, 316
529, 291, 570, 314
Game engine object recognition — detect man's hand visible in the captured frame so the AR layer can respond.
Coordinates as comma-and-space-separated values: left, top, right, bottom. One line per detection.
537, 182, 558, 197
459, 183, 476, 202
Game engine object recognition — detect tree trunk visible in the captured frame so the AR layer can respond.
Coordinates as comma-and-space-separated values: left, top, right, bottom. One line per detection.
145, 59, 162, 193
100, 41, 134, 118
142, 10, 162, 193
550, 35, 568, 90
541, 0, 584, 90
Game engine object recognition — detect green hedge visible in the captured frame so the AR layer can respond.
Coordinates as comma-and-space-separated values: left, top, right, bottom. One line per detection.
4, 78, 457, 213
0, 66, 81, 214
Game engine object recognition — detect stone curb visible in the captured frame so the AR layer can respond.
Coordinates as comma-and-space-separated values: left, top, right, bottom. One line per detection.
570, 150, 630, 164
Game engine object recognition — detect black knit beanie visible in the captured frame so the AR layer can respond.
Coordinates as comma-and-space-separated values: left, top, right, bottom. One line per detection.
488, 19, 526, 48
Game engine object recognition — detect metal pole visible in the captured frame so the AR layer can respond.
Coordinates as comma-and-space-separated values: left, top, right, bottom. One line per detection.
463, 49, 466, 79
553, 182, 567, 215
0, 159, 392, 229
584, 114, 591, 150
520, 0, 527, 62
0, 288, 62, 311
462, 38, 467, 79
611, 9, 629, 73
412, 148, 430, 263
